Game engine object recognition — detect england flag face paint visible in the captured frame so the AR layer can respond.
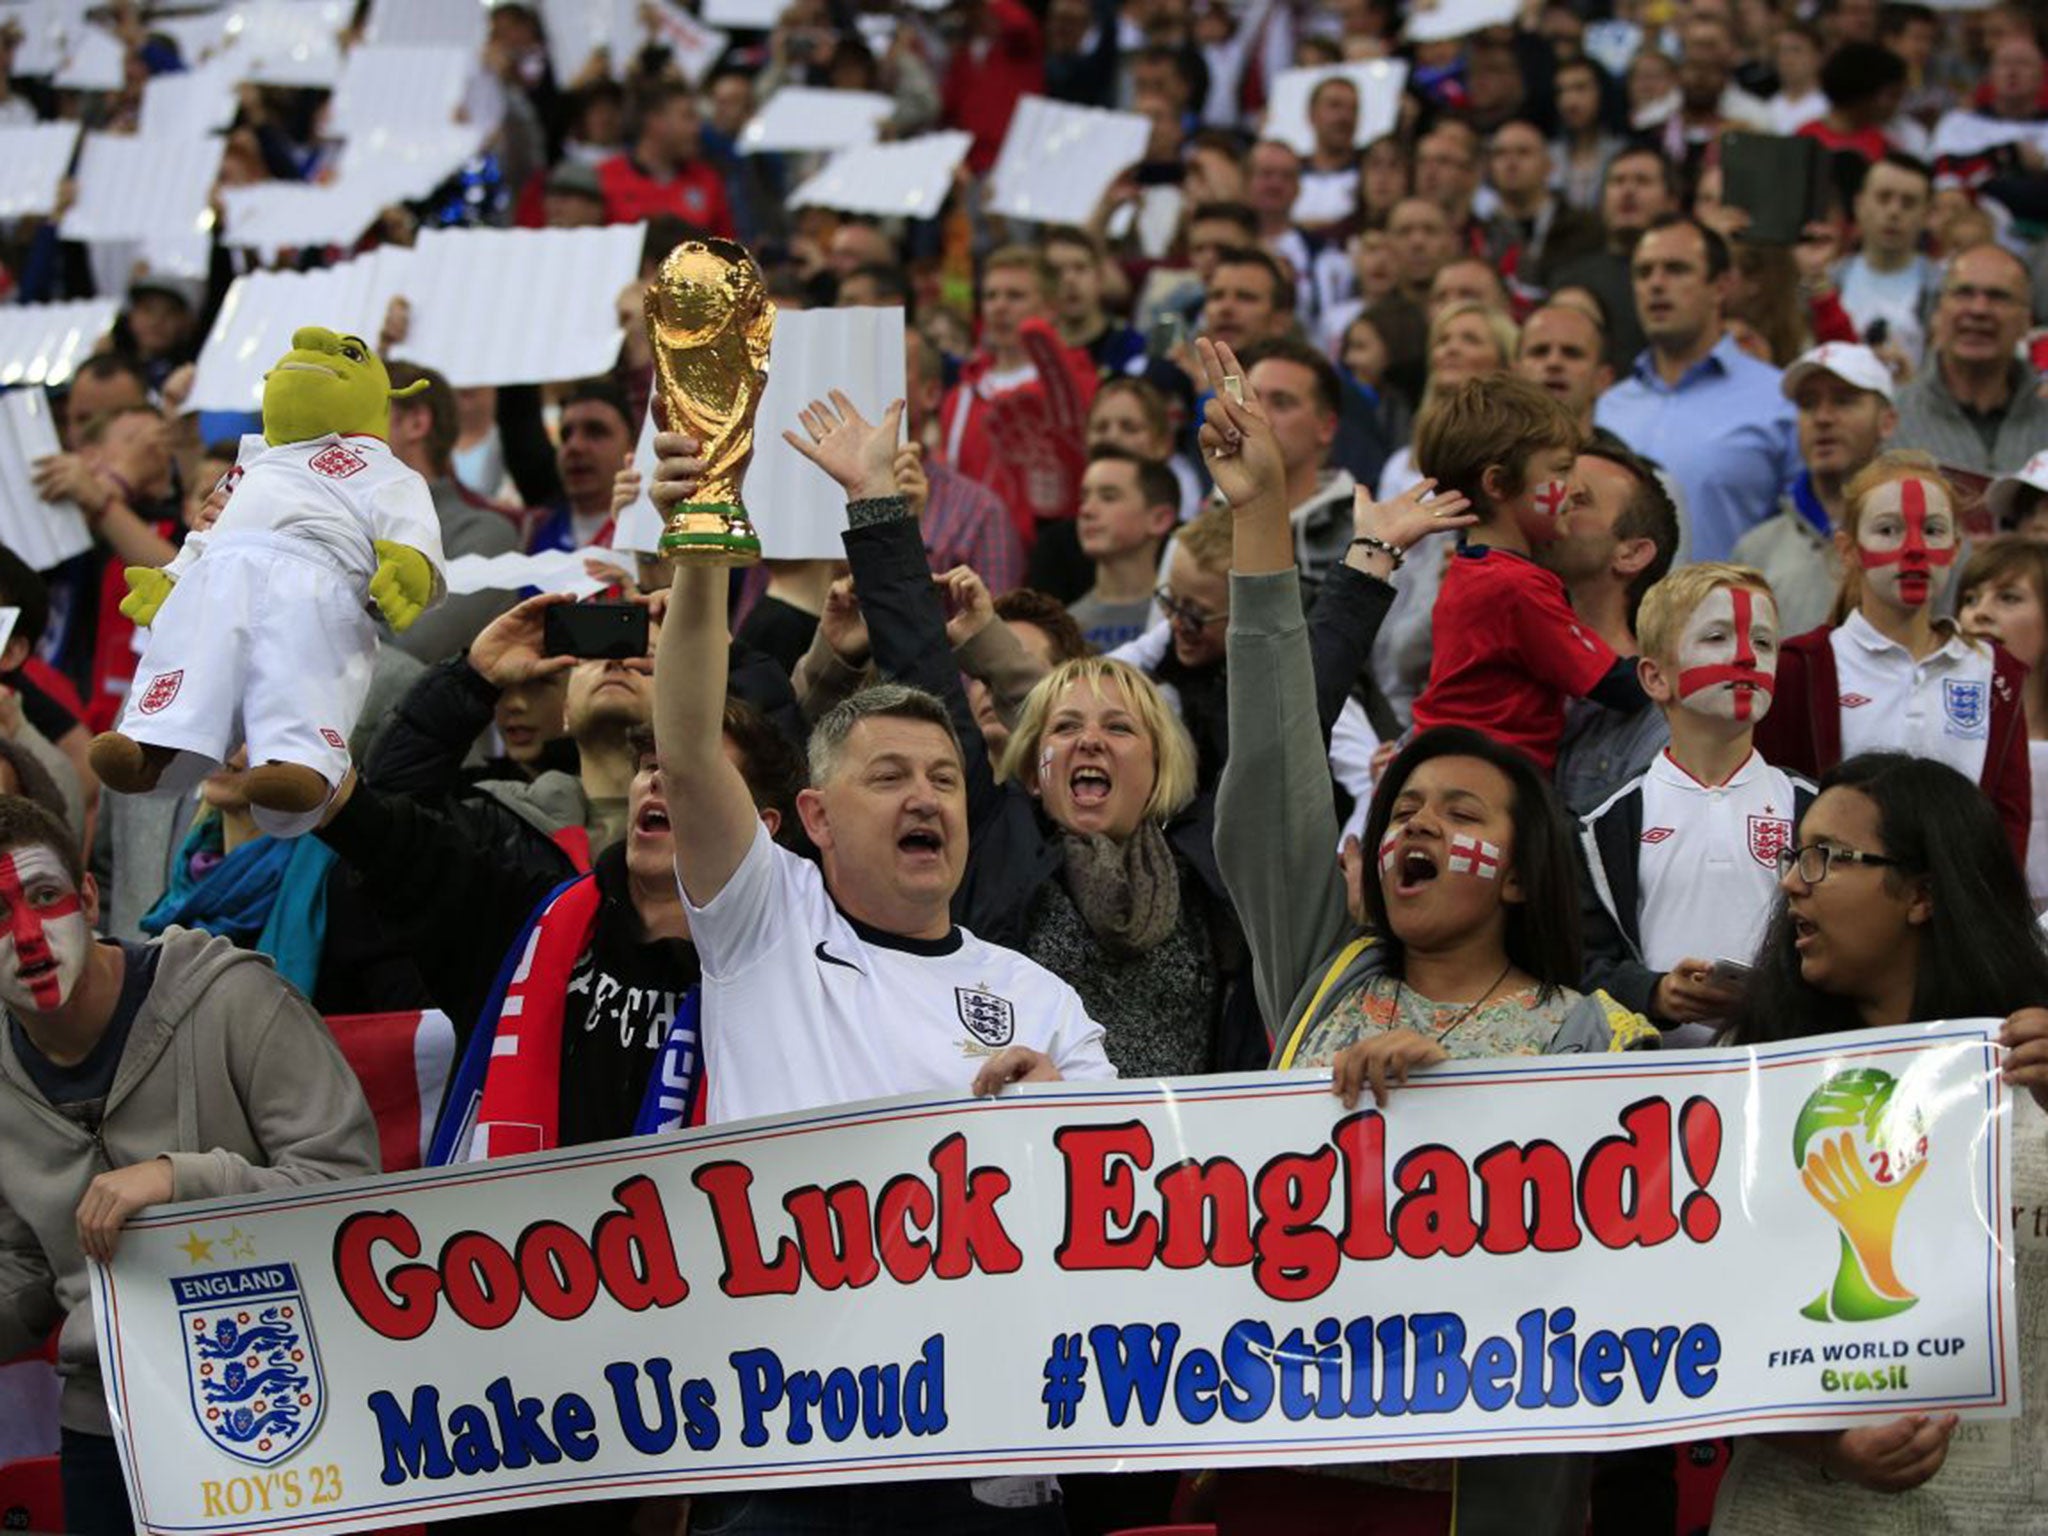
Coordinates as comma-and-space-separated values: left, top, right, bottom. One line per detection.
1856, 476, 1955, 610
1378, 828, 1401, 878
1446, 833, 1502, 880
1675, 585, 1779, 722
0, 846, 89, 1013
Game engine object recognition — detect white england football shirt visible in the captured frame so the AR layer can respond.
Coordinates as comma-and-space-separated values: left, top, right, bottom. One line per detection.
682, 824, 1115, 1125
1831, 612, 1994, 785
1629, 749, 1806, 975
177, 432, 445, 585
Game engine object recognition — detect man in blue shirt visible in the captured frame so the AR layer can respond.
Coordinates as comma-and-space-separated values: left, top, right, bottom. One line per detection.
1594, 213, 1801, 563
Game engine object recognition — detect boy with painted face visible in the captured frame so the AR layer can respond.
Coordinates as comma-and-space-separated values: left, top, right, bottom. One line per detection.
1577, 565, 1818, 1042
0, 798, 378, 1534
1406, 375, 1652, 770
1756, 451, 2032, 866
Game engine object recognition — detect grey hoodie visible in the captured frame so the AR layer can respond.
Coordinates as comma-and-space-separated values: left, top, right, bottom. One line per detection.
0, 928, 380, 1434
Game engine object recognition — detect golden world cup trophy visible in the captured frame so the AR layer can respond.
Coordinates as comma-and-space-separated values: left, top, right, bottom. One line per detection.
645, 237, 777, 564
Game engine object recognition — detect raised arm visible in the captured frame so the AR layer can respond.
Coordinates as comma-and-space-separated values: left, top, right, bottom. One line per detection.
652, 434, 762, 906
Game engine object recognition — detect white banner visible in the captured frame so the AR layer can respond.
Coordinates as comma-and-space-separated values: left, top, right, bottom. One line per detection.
96, 1022, 2018, 1534
1263, 61, 1410, 155
987, 96, 1152, 227
785, 131, 971, 220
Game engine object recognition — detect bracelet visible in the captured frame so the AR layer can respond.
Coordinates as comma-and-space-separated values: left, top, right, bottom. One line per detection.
1350, 535, 1403, 568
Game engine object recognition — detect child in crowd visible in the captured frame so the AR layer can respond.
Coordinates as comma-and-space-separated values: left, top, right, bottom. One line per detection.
1578, 564, 1816, 1041
1958, 538, 2048, 908
1757, 450, 2031, 863
1988, 450, 2048, 541
1068, 447, 1178, 651
1406, 375, 1645, 769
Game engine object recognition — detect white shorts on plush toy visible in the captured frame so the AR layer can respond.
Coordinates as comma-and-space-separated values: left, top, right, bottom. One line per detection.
117, 531, 374, 838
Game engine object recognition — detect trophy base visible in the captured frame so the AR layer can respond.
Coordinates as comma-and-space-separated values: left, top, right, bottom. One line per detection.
658, 504, 762, 567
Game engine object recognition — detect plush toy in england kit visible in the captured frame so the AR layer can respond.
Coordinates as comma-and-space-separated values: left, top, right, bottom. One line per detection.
88, 326, 446, 838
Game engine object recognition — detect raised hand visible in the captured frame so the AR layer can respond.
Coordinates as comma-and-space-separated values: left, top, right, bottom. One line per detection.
894, 441, 929, 521
1191, 336, 1285, 512
819, 576, 870, 664
939, 566, 995, 648
468, 592, 579, 688
782, 391, 904, 502
1354, 477, 1476, 553
648, 433, 707, 515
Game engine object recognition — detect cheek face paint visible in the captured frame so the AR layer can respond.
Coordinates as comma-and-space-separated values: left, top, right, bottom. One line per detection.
1533, 480, 1572, 521
1445, 833, 1502, 880
1378, 828, 1401, 878
1858, 478, 1956, 606
1676, 587, 1778, 721
0, 848, 88, 1013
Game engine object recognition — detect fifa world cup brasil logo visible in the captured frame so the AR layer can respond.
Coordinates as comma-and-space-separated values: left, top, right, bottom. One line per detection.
1793, 1068, 1930, 1322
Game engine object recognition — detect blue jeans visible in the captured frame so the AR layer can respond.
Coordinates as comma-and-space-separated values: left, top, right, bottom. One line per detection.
59, 1429, 134, 1536
689, 1479, 1067, 1536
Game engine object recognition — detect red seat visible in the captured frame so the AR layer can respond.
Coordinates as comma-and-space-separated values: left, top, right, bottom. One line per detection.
0, 1454, 63, 1532
1106, 1527, 1218, 1535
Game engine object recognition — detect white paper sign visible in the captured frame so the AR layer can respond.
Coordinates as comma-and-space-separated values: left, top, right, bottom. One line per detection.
139, 60, 244, 140
987, 95, 1152, 226
0, 0, 91, 78
0, 122, 79, 219
699, 0, 784, 29
443, 547, 626, 597
615, 306, 907, 560
230, 0, 354, 87
61, 131, 224, 246
363, 0, 488, 49
1263, 61, 1410, 155
328, 43, 474, 138
1405, 0, 1519, 43
646, 0, 730, 85
0, 298, 120, 389
739, 86, 893, 155
49, 18, 121, 89
0, 389, 94, 571
785, 131, 971, 219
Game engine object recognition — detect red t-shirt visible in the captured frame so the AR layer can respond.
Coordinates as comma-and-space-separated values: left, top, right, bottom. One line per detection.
595, 155, 734, 238
1410, 545, 1617, 770
1795, 119, 1889, 165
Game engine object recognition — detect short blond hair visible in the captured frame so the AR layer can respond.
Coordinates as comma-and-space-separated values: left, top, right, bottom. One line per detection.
1636, 562, 1776, 665
997, 658, 1197, 819
1174, 501, 1235, 573
984, 244, 1055, 299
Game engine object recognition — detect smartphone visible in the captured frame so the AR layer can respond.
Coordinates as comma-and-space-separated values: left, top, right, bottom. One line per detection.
543, 601, 649, 660
1707, 958, 1754, 990
1147, 311, 1189, 360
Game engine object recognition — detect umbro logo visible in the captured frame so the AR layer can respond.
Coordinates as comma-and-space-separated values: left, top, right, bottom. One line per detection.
814, 941, 862, 974
1839, 693, 1872, 708
1641, 827, 1675, 844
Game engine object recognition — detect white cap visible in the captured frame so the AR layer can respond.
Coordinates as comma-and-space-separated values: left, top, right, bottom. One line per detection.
1780, 342, 1896, 406
1987, 450, 2048, 525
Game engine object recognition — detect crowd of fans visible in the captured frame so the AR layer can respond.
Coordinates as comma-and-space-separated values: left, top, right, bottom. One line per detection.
7, 0, 2048, 1532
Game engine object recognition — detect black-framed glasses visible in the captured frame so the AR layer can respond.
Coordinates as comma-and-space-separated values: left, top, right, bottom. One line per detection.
1774, 844, 1903, 884
1155, 587, 1225, 630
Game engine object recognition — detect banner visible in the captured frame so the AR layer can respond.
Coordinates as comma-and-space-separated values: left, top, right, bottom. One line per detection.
94, 1021, 2018, 1534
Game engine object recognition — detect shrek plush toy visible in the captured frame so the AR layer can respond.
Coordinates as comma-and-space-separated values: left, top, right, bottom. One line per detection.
88, 326, 447, 837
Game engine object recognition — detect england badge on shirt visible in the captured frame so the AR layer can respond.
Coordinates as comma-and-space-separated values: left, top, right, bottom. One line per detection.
1942, 679, 1987, 736
178, 1263, 325, 1466
1747, 814, 1792, 870
956, 986, 1015, 1049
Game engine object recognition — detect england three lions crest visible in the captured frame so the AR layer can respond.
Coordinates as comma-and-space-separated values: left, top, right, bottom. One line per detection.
177, 1263, 324, 1466
956, 986, 1015, 1048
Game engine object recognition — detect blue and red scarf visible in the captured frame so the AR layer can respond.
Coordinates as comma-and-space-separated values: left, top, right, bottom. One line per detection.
428, 873, 703, 1165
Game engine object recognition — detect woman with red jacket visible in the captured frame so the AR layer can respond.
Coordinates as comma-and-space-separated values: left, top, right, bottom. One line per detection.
1755, 450, 2030, 864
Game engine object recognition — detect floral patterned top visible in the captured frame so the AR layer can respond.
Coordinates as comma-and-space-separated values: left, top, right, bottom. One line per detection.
1287, 974, 1583, 1071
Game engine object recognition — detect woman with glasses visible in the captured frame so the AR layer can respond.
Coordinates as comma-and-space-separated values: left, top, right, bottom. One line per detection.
1755, 450, 2030, 865
1197, 335, 1656, 1534
1713, 751, 2048, 1531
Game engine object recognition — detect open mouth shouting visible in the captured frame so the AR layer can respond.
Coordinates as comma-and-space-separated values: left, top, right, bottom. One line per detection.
898, 824, 945, 863
1391, 844, 1440, 899
633, 797, 671, 841
1069, 765, 1113, 807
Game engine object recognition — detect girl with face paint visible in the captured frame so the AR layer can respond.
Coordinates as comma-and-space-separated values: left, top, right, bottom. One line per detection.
1753, 451, 2034, 866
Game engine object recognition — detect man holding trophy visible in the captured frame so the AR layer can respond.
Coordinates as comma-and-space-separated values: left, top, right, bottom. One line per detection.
648, 236, 1114, 1533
